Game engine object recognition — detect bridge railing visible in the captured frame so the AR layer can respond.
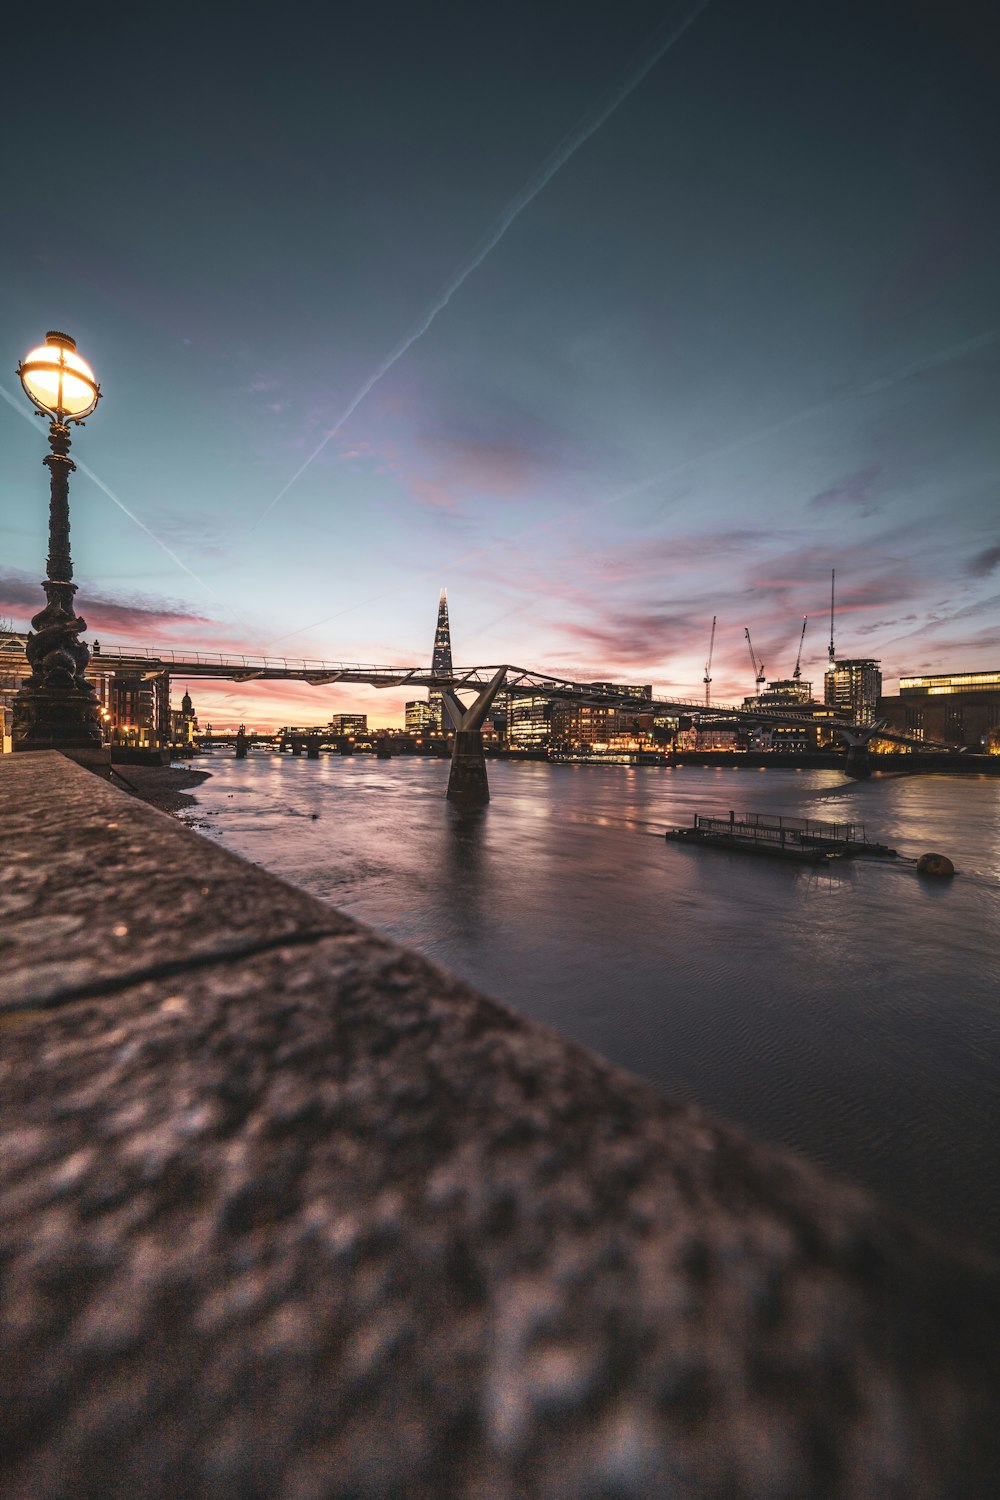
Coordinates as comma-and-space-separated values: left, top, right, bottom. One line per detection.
695, 812, 865, 843
92, 645, 416, 674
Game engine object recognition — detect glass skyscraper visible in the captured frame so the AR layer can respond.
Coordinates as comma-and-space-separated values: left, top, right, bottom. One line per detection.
428, 588, 453, 732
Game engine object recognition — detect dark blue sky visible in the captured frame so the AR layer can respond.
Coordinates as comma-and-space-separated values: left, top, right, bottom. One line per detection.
3, 0, 998, 724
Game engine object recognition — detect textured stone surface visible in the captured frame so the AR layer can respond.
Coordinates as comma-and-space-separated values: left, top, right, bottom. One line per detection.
0, 754, 350, 1010
1, 752, 998, 1499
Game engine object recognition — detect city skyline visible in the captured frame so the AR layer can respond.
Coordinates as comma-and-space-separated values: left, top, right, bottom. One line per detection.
2, 1, 999, 729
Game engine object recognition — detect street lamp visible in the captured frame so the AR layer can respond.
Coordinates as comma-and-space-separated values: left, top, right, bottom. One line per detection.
13, 331, 104, 754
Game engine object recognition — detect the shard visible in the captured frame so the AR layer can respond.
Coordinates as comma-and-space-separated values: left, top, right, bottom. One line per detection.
428, 588, 452, 731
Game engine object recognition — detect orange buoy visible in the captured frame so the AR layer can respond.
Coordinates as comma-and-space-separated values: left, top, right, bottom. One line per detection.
916, 853, 955, 878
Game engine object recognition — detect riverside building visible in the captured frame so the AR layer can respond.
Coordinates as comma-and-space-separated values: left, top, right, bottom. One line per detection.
170, 688, 199, 750
824, 658, 882, 726
742, 679, 819, 750
328, 714, 367, 737
405, 701, 436, 736
0, 630, 29, 753
752, 679, 814, 707
508, 694, 553, 748
552, 685, 653, 750
883, 670, 1000, 750
102, 672, 159, 747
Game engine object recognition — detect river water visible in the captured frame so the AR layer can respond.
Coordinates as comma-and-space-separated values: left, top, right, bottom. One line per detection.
183, 756, 1000, 1255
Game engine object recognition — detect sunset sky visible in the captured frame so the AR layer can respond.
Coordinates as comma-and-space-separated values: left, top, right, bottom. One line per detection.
2, 0, 999, 727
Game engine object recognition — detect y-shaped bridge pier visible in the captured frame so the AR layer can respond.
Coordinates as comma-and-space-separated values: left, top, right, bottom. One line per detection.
440, 667, 508, 804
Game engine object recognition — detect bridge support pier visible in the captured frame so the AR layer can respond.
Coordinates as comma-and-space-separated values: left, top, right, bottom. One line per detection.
447, 730, 489, 805
235, 728, 249, 760
839, 721, 887, 781
441, 667, 507, 807
306, 737, 320, 760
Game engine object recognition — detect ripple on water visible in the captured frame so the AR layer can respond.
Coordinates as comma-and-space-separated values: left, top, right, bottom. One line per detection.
188, 758, 1000, 1253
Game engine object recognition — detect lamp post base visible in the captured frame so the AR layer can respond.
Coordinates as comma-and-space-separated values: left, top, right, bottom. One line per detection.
12, 683, 104, 754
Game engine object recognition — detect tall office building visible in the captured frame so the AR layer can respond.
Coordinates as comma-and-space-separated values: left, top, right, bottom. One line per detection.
428, 588, 453, 732
508, 693, 553, 747
405, 700, 436, 735
824, 659, 882, 726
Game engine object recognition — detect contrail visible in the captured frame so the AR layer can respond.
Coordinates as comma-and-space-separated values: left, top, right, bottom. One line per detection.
249, 0, 713, 532
0, 384, 265, 645
264, 324, 1000, 648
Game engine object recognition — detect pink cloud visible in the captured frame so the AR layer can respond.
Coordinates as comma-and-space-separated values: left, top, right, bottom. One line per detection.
0, 570, 213, 638
550, 609, 691, 674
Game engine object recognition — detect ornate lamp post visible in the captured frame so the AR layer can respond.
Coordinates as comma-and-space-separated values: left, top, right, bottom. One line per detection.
13, 331, 104, 754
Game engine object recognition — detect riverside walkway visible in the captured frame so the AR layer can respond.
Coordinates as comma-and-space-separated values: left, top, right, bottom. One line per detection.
1, 752, 997, 1499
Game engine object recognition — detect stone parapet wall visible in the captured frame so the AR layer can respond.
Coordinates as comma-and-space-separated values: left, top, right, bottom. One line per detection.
1, 752, 997, 1498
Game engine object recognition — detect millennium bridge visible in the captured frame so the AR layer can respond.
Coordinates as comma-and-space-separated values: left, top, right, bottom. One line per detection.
58, 642, 951, 804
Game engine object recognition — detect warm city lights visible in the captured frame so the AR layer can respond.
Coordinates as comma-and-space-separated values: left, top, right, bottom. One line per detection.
18, 332, 100, 422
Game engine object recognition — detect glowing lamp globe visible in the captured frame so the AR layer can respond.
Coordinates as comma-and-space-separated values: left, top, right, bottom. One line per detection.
19, 331, 100, 421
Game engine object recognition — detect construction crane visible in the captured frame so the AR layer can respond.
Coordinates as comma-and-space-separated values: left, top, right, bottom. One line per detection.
792, 615, 808, 681
745, 628, 765, 694
703, 616, 716, 708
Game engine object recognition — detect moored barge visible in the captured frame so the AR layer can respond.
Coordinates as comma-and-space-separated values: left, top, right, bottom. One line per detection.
665, 811, 897, 863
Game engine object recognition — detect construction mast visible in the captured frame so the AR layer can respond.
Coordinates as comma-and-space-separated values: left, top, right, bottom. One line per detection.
829, 570, 836, 664
703, 616, 716, 708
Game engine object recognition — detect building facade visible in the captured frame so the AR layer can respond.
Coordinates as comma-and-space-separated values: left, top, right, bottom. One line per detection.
102, 673, 155, 746
884, 670, 1000, 750
0, 631, 29, 753
552, 684, 653, 750
328, 713, 368, 737
170, 687, 199, 749
741, 679, 819, 750
405, 701, 436, 735
507, 694, 553, 748
752, 679, 814, 707
824, 659, 882, 726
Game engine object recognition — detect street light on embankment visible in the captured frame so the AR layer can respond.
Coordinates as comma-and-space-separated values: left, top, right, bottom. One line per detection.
13, 331, 105, 764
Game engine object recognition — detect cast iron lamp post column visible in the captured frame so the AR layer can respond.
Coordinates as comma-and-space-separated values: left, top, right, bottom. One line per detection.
13, 331, 103, 752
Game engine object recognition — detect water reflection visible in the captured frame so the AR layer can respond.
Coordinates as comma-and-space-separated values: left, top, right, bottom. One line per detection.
441, 804, 489, 945
187, 758, 1000, 1254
